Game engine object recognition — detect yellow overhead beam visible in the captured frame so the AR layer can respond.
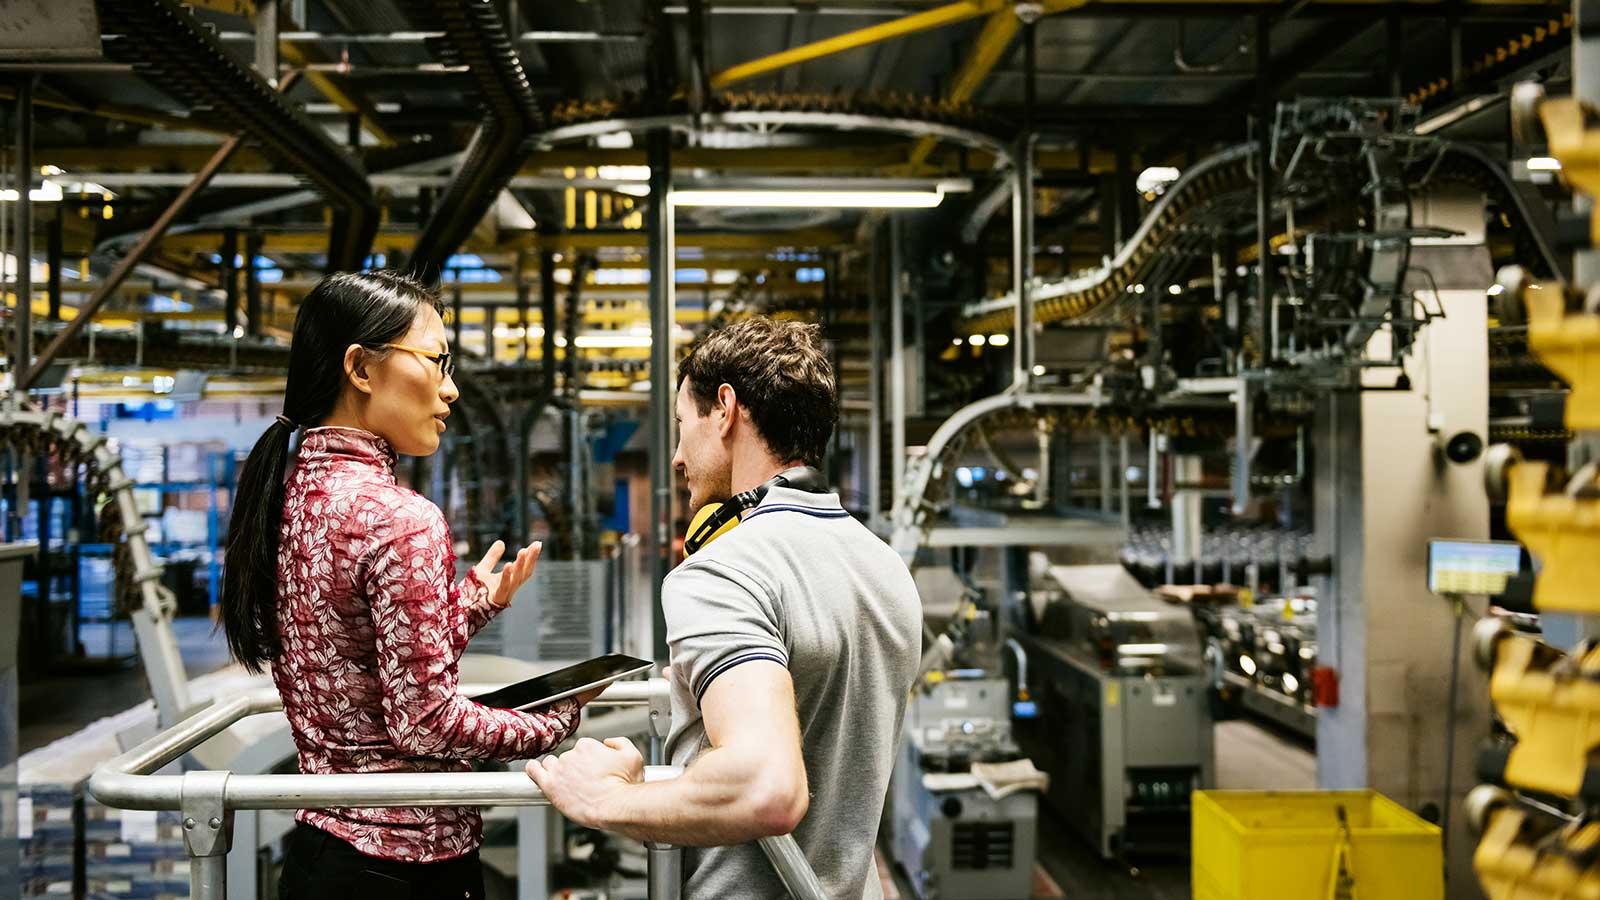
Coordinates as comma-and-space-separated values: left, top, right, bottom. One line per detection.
161, 228, 851, 255
711, 0, 1008, 90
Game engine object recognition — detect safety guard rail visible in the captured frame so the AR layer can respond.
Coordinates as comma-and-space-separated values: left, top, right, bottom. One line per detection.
88, 679, 827, 900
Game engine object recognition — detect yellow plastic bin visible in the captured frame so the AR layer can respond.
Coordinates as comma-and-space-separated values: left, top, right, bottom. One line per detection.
1193, 790, 1443, 900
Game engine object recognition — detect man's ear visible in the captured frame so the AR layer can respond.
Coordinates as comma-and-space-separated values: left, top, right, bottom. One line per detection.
715, 383, 739, 438
344, 344, 375, 396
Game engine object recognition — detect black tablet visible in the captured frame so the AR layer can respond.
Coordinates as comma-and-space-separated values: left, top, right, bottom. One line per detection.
470, 654, 654, 711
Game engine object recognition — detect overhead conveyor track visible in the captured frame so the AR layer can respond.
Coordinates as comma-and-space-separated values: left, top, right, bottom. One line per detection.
94, 0, 377, 271
398, 0, 542, 282
960, 139, 1565, 335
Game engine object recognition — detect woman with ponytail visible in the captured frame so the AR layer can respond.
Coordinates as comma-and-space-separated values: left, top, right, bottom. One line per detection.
221, 271, 590, 898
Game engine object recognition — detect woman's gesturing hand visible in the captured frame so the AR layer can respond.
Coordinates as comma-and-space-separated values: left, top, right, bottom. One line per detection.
474, 539, 542, 609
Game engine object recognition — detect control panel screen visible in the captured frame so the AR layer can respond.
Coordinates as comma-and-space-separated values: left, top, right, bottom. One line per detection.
1427, 539, 1522, 595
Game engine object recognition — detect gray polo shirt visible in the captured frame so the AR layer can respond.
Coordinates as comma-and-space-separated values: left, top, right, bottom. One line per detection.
663, 485, 921, 900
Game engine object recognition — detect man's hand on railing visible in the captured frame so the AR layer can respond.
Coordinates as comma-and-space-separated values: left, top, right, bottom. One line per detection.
525, 736, 645, 830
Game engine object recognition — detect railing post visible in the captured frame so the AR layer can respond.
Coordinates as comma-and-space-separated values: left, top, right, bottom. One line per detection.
181, 770, 233, 900
646, 841, 683, 900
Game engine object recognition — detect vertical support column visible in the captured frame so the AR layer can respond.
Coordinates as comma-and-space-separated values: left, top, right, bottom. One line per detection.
484, 307, 496, 363
867, 224, 883, 531
889, 214, 906, 496
1013, 20, 1036, 388
1171, 453, 1203, 582
1098, 436, 1112, 515
1012, 146, 1035, 389
245, 231, 263, 337
451, 276, 464, 354
647, 130, 674, 664
1118, 434, 1131, 528
46, 210, 61, 323
255, 0, 279, 84
517, 249, 531, 362
13, 79, 34, 398
516, 807, 550, 900
1254, 14, 1273, 365
221, 230, 238, 338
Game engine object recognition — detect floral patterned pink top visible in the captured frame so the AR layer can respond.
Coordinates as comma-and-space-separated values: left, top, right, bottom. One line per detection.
271, 426, 579, 862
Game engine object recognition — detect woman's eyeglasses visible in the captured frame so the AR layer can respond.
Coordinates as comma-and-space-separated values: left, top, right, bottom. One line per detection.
378, 342, 455, 379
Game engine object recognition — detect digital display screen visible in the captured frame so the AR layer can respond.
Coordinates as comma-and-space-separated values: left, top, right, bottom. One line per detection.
1427, 540, 1523, 595
471, 654, 653, 711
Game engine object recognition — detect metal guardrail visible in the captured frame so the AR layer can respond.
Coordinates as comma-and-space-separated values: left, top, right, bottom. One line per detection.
88, 679, 827, 900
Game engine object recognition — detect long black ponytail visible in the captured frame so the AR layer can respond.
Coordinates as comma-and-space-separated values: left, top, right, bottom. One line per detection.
221, 270, 441, 672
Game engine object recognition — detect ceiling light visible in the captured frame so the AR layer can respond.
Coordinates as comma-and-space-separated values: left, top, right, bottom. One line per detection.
670, 188, 948, 209
952, 337, 964, 346
969, 334, 986, 347
1527, 157, 1563, 172
1032, 364, 1046, 376
1133, 283, 1146, 294
596, 165, 652, 181
1168, 284, 1183, 295
988, 333, 1010, 347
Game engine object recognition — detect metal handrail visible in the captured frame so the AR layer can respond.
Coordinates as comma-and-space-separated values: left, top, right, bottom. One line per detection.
88, 679, 827, 900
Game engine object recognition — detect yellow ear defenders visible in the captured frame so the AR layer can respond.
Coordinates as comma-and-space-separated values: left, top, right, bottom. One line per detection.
683, 466, 829, 555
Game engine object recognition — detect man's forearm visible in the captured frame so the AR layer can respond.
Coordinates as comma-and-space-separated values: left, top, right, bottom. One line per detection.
600, 746, 805, 847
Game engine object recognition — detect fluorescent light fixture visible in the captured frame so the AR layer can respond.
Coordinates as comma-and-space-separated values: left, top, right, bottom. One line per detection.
614, 183, 650, 197
969, 334, 987, 347
671, 188, 948, 208
1527, 157, 1563, 171
1118, 643, 1170, 656
596, 165, 651, 181
988, 333, 1010, 347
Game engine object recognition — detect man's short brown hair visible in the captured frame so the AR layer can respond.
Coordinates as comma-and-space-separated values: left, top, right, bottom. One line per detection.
679, 316, 838, 467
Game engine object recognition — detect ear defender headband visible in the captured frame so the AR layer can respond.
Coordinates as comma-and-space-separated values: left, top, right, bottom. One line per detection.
683, 466, 829, 555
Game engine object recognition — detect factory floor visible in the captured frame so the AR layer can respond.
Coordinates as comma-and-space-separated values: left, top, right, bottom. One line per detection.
23, 618, 1318, 899
20, 616, 232, 754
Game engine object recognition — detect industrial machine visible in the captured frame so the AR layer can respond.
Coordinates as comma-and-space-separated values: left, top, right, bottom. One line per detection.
889, 674, 1039, 900
1013, 564, 1214, 858
1199, 595, 1319, 740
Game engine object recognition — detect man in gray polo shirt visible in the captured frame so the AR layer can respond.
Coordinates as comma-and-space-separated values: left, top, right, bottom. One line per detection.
527, 316, 921, 899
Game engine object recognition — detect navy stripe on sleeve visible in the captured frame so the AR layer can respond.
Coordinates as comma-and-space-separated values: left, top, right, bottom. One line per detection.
694, 651, 789, 705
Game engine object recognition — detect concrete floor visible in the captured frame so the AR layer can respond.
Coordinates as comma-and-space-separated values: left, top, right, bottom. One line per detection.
19, 616, 232, 754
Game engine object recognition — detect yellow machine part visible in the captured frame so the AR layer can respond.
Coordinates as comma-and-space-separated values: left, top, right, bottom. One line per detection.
1523, 278, 1600, 431
1475, 806, 1600, 900
1491, 636, 1600, 797
1506, 462, 1600, 613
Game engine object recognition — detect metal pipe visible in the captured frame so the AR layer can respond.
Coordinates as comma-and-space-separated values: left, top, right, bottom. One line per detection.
1118, 433, 1131, 527
255, 0, 280, 84
222, 230, 238, 337
1099, 436, 1112, 514
190, 855, 225, 900
1233, 382, 1252, 515
757, 834, 829, 900
1011, 144, 1035, 386
648, 842, 684, 900
14, 78, 33, 398
647, 130, 674, 663
889, 214, 906, 494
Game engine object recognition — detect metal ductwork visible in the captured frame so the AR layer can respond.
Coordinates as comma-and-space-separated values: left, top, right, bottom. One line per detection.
95, 0, 378, 270
399, 0, 542, 283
